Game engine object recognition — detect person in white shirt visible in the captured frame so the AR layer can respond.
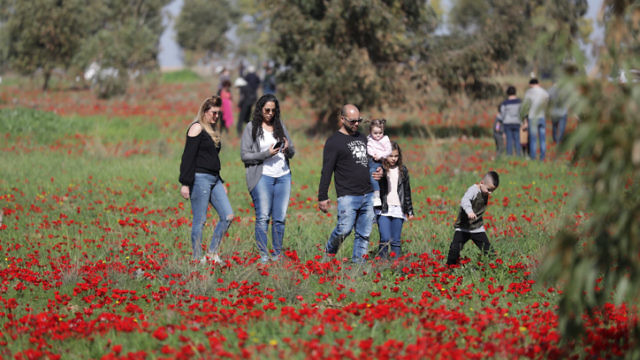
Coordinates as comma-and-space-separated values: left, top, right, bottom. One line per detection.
240, 94, 295, 263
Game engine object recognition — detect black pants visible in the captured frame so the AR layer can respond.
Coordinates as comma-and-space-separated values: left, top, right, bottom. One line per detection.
237, 103, 253, 135
446, 231, 493, 265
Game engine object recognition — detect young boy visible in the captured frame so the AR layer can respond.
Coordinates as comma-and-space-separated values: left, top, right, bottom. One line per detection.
446, 171, 500, 266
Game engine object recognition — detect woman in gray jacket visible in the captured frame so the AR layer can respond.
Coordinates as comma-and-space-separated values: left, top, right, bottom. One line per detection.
240, 94, 295, 263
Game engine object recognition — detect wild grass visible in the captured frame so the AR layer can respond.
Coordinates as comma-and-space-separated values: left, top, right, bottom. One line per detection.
1, 85, 619, 358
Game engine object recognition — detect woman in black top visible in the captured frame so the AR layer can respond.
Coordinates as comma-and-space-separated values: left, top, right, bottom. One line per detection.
179, 96, 233, 264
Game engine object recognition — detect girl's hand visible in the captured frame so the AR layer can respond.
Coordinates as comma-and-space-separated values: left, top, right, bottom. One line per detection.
180, 185, 190, 199
282, 138, 289, 152
406, 214, 415, 220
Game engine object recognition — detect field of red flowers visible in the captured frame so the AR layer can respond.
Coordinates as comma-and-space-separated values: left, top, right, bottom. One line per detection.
0, 75, 636, 359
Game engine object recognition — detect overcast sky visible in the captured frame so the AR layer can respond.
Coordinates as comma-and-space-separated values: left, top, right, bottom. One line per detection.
158, 0, 605, 69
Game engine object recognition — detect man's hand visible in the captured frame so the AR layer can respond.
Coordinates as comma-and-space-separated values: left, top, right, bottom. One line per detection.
371, 167, 383, 180
318, 199, 330, 213
467, 211, 477, 220
180, 185, 190, 199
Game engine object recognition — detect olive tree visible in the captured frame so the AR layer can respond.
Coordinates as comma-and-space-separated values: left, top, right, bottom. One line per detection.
262, 0, 437, 132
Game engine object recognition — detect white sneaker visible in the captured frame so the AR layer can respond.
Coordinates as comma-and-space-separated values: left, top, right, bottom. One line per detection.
373, 197, 382, 207
200, 253, 221, 265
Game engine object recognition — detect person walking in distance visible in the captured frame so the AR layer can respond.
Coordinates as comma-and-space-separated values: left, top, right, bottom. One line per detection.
522, 78, 549, 160
498, 86, 523, 156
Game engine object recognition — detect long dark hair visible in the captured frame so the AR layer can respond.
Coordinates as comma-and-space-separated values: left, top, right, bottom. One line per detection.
251, 94, 285, 142
382, 142, 403, 171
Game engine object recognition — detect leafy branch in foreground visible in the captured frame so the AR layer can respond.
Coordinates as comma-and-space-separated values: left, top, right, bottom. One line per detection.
541, 0, 640, 342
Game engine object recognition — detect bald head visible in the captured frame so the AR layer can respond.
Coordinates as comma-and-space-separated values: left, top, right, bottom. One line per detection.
341, 104, 359, 118
339, 104, 362, 135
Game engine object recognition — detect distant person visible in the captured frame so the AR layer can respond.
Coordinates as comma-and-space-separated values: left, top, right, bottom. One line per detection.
240, 94, 295, 263
492, 105, 505, 156
244, 65, 261, 96
179, 96, 234, 264
548, 83, 569, 144
367, 118, 392, 206
375, 142, 414, 259
522, 78, 549, 160
520, 116, 529, 156
318, 104, 383, 263
262, 64, 277, 95
236, 66, 261, 135
216, 66, 231, 94
219, 80, 233, 133
498, 86, 523, 156
446, 171, 499, 266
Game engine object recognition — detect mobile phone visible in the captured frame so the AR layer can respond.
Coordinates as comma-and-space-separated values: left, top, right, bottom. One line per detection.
273, 140, 284, 149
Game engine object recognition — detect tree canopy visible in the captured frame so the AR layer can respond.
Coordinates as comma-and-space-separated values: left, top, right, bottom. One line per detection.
0, 0, 169, 94
260, 0, 438, 131
1, 0, 91, 90
174, 0, 238, 66
422, 0, 589, 97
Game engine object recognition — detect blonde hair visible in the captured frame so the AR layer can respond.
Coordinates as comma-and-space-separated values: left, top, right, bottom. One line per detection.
194, 96, 222, 145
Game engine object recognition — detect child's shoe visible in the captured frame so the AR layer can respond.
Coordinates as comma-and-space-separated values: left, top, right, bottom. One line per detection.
373, 191, 382, 207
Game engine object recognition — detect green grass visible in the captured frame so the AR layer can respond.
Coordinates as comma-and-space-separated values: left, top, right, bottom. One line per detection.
160, 69, 202, 84
0, 108, 599, 358
0, 107, 164, 146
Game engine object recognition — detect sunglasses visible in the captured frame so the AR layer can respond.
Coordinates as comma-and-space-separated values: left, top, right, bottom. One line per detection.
343, 116, 363, 124
263, 108, 276, 114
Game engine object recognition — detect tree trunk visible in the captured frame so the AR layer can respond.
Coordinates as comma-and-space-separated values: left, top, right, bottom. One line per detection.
308, 108, 339, 136
42, 70, 51, 91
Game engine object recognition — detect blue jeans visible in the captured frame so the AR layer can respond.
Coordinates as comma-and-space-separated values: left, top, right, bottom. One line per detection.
190, 173, 234, 260
368, 158, 382, 192
551, 115, 567, 144
503, 124, 521, 156
528, 118, 546, 160
377, 215, 404, 259
250, 173, 291, 261
325, 193, 375, 263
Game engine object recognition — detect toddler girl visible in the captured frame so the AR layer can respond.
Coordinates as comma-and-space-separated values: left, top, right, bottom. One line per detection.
367, 119, 392, 206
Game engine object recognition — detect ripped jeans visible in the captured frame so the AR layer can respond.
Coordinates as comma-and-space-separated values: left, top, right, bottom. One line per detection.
189, 173, 234, 260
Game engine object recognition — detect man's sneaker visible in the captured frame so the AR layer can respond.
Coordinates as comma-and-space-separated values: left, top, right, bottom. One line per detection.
373, 197, 382, 207
200, 253, 221, 265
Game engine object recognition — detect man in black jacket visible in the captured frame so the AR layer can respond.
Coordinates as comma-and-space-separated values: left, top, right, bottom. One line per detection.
318, 104, 382, 263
